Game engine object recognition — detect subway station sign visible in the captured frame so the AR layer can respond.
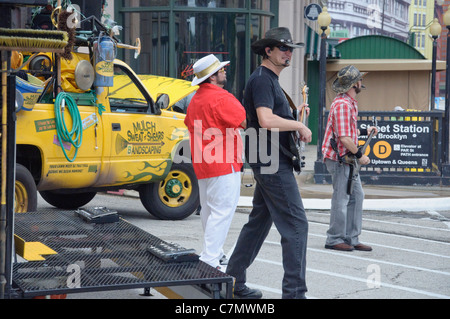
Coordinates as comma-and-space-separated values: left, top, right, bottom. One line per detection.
359, 120, 433, 169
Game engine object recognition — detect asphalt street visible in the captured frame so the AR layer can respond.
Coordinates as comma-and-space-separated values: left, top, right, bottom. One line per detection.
39, 191, 448, 300
26, 145, 450, 300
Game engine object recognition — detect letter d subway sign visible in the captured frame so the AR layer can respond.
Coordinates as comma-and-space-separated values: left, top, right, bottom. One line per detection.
358, 120, 432, 169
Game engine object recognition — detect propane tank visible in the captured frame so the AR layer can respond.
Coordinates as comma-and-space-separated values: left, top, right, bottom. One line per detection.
94, 34, 116, 87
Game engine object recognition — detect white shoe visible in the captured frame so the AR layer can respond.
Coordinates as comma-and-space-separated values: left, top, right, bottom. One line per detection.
219, 254, 229, 265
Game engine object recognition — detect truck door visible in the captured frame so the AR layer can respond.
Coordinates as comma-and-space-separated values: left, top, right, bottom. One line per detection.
18, 81, 104, 191
98, 62, 171, 187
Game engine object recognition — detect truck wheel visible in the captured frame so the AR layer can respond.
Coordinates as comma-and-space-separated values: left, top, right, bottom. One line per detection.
39, 191, 97, 209
15, 164, 37, 212
139, 162, 199, 220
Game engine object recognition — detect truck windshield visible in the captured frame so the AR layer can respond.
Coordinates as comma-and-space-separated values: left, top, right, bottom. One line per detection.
109, 64, 151, 113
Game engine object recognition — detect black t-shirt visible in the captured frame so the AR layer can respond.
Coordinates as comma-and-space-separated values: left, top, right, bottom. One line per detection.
243, 66, 294, 168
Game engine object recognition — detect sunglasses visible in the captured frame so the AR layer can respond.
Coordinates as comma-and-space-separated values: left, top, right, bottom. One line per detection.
277, 45, 293, 52
213, 68, 226, 76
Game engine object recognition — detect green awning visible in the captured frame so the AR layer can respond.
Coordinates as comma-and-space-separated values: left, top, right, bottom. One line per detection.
334, 35, 426, 59
304, 25, 341, 60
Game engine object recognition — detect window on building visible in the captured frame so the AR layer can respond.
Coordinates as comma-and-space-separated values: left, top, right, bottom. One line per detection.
174, 0, 246, 8
123, 0, 170, 5
117, 1, 275, 100
174, 11, 247, 96
122, 11, 170, 76
251, 0, 270, 10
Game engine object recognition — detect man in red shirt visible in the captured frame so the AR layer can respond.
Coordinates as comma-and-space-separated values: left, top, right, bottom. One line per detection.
184, 54, 246, 271
321, 65, 377, 252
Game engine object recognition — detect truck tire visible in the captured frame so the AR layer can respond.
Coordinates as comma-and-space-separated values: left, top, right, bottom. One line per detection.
139, 162, 199, 220
40, 190, 97, 209
15, 164, 38, 212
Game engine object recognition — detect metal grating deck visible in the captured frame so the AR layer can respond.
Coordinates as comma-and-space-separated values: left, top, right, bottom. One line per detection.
13, 210, 233, 298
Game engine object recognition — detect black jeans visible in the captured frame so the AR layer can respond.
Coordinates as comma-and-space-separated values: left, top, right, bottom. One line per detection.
226, 165, 309, 299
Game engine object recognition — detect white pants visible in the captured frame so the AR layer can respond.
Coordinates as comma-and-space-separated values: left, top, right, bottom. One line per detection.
198, 170, 241, 268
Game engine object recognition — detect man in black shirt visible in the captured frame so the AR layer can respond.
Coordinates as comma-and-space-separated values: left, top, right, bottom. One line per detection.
226, 27, 312, 299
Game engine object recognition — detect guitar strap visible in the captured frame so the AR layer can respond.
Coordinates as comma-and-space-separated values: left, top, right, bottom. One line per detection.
277, 89, 300, 160
282, 89, 297, 112
347, 163, 355, 195
330, 132, 344, 164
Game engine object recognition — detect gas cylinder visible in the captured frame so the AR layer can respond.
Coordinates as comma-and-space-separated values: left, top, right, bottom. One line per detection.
94, 35, 116, 87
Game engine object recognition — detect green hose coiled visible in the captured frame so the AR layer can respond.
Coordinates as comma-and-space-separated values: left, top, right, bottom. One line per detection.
54, 92, 83, 162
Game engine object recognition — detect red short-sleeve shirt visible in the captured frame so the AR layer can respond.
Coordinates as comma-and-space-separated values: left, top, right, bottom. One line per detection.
184, 83, 246, 179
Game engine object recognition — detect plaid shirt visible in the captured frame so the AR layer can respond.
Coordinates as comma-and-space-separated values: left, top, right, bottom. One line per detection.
322, 93, 359, 161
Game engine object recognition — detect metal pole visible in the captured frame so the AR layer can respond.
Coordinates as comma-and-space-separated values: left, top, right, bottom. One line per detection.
431, 35, 438, 110
317, 28, 327, 160
0, 51, 7, 300
444, 27, 450, 164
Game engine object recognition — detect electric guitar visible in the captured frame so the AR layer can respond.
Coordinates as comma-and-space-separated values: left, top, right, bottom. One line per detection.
342, 121, 377, 195
299, 85, 309, 154
283, 84, 309, 173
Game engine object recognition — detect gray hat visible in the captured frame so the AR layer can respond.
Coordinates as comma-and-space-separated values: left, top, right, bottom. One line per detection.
251, 27, 304, 56
332, 65, 367, 94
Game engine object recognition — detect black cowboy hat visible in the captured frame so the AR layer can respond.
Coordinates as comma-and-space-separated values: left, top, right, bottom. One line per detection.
251, 27, 304, 56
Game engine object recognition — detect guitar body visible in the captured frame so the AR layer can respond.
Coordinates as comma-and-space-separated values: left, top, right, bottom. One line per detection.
345, 157, 360, 195
289, 131, 302, 172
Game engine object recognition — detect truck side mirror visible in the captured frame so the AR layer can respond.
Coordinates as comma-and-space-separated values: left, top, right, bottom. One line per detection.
154, 93, 170, 115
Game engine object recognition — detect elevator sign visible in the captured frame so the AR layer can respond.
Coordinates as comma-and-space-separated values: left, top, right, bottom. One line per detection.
359, 120, 433, 169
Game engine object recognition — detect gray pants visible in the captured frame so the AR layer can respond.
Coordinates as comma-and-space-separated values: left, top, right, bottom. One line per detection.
325, 158, 365, 246
226, 165, 308, 299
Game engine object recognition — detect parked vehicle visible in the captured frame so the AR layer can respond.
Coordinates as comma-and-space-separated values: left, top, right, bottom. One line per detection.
15, 50, 199, 220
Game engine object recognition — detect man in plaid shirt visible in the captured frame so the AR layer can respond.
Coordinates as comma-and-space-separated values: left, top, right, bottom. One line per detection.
321, 65, 378, 252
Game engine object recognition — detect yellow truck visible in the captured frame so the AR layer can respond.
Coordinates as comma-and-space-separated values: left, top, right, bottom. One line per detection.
14, 51, 199, 220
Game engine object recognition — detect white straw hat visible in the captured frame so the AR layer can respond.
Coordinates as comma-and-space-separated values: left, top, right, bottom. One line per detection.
191, 54, 229, 86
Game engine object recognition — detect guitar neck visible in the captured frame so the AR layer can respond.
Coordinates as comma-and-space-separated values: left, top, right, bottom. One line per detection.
300, 85, 308, 125
361, 129, 376, 153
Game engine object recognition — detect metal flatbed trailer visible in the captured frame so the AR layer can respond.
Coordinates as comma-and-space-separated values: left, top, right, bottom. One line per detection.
11, 210, 233, 299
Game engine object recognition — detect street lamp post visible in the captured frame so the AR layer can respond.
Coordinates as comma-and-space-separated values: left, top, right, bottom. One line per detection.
443, 9, 450, 169
430, 18, 442, 110
317, 6, 331, 160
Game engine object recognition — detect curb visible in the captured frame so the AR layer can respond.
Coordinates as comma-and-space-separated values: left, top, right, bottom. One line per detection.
238, 196, 450, 212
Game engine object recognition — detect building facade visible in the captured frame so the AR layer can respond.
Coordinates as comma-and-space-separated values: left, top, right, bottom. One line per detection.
111, 0, 446, 105
328, 0, 411, 42
111, 0, 323, 105
409, 0, 435, 59
113, 1, 275, 103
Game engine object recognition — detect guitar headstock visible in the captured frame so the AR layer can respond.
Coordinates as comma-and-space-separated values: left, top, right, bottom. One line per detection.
302, 84, 309, 95
301, 83, 309, 104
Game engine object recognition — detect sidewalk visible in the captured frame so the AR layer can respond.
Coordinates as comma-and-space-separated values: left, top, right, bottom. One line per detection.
118, 145, 449, 213
239, 144, 450, 213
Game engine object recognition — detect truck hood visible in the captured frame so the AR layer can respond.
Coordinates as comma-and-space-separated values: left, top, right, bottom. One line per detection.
137, 74, 198, 107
